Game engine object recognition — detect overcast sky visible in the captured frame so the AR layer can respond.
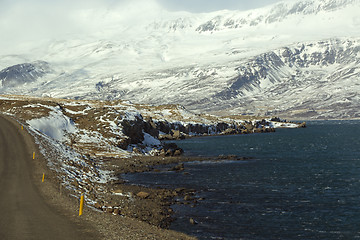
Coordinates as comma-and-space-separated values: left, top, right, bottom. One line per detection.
0, 0, 283, 13
157, 0, 282, 12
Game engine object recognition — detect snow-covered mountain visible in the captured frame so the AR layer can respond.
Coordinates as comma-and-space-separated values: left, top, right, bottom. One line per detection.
0, 0, 359, 119
0, 61, 53, 87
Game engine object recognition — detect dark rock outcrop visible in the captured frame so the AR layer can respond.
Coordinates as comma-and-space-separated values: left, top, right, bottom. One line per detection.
121, 116, 145, 144
144, 117, 159, 138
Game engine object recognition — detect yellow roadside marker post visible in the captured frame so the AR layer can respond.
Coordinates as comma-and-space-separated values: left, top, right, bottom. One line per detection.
79, 194, 84, 216
42, 173, 45, 183
33, 152, 35, 160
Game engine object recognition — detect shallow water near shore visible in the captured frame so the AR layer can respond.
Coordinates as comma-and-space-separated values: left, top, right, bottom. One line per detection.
124, 120, 360, 239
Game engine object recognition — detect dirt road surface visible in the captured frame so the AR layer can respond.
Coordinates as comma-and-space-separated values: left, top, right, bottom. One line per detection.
0, 115, 98, 240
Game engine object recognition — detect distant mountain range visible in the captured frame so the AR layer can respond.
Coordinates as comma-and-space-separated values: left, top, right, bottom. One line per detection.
1, 0, 359, 119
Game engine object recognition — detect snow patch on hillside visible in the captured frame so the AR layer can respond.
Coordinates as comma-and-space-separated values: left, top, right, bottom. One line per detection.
27, 106, 77, 141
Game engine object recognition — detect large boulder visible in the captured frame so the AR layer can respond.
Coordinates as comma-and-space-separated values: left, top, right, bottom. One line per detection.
136, 191, 150, 199
244, 123, 254, 131
216, 122, 229, 132
171, 130, 185, 139
171, 130, 181, 139
221, 128, 238, 135
144, 117, 159, 138
162, 143, 184, 157
173, 149, 184, 156
155, 120, 171, 134
298, 122, 307, 128
121, 116, 145, 144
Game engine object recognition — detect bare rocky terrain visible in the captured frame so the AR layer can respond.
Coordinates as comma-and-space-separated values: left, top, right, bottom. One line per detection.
0, 94, 304, 238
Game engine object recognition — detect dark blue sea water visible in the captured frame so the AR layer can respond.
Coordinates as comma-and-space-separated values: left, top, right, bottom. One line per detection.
124, 120, 360, 239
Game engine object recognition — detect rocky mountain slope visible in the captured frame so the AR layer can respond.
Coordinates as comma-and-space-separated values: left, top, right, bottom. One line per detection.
0, 61, 52, 88
0, 0, 359, 119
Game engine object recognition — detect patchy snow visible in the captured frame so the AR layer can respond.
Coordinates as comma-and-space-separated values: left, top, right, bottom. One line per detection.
269, 121, 300, 128
142, 132, 161, 146
122, 111, 142, 121
64, 107, 91, 115
0, 95, 10, 100
27, 106, 77, 141
27, 122, 112, 198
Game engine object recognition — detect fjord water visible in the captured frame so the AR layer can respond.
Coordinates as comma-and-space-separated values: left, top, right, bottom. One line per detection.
125, 121, 360, 239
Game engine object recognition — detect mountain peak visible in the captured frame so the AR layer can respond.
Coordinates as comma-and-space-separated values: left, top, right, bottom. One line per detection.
0, 0, 359, 120
195, 0, 359, 33
270, 0, 357, 14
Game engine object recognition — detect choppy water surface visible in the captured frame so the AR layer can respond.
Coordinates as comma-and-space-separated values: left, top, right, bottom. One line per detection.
124, 121, 360, 239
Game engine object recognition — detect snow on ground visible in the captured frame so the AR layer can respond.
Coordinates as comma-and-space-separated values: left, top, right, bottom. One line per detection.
27, 106, 77, 141
28, 124, 115, 206
143, 132, 161, 147
0, 95, 305, 205
269, 121, 300, 128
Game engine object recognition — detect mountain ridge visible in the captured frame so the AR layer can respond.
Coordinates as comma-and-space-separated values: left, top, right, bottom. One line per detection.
0, 0, 359, 119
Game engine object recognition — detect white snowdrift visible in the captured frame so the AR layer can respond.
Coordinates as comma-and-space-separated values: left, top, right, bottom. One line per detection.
27, 106, 77, 141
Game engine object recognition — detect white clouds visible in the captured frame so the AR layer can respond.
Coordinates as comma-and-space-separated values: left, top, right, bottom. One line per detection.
0, 1, 85, 51
155, 0, 282, 12
0, 0, 283, 54
1, 1, 116, 34
2, 1, 73, 35
0, 0, 163, 53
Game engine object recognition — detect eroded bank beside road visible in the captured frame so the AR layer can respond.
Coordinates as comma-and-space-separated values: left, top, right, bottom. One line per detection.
0, 114, 196, 239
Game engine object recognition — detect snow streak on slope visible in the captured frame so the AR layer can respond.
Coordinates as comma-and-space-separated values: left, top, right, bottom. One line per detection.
0, 0, 359, 119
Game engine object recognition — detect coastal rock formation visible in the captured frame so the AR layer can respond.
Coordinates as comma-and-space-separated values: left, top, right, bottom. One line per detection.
144, 118, 159, 138
157, 119, 278, 142
0, 96, 302, 159
298, 122, 307, 128
121, 116, 145, 145
170, 163, 185, 172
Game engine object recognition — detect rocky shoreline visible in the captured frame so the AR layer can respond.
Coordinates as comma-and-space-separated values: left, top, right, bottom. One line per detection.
0, 95, 306, 239
95, 154, 253, 230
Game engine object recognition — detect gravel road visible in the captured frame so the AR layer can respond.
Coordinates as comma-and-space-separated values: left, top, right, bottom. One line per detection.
0, 115, 98, 240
